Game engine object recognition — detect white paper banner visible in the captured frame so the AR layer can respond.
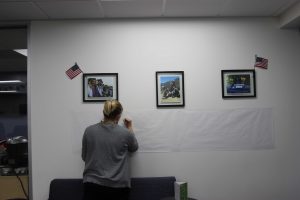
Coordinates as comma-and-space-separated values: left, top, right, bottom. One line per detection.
71, 108, 274, 153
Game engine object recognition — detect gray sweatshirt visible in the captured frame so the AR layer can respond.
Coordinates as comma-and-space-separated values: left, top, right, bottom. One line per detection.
82, 122, 138, 188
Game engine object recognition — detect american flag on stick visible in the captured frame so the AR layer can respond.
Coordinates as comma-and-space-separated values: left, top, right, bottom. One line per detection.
255, 55, 268, 69
66, 63, 83, 79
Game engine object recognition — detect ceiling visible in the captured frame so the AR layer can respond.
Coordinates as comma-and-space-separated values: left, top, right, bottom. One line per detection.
0, 0, 299, 72
0, 0, 298, 53
0, 0, 299, 29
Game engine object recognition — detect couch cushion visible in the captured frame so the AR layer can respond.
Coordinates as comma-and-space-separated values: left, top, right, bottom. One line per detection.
49, 176, 176, 200
49, 179, 83, 200
130, 176, 176, 200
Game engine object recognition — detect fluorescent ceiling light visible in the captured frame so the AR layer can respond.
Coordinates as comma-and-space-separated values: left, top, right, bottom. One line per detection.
13, 49, 27, 57
0, 91, 18, 93
0, 80, 23, 84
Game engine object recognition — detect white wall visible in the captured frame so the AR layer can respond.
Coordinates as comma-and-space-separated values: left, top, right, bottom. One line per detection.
29, 18, 300, 200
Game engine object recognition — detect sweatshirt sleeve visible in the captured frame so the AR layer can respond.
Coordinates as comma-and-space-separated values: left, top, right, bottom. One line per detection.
81, 131, 87, 161
127, 132, 138, 152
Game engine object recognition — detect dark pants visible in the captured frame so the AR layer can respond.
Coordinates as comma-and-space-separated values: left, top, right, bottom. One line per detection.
83, 182, 130, 200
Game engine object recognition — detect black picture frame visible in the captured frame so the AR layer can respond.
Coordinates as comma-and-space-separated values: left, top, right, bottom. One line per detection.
83, 73, 118, 102
221, 69, 256, 98
156, 71, 185, 107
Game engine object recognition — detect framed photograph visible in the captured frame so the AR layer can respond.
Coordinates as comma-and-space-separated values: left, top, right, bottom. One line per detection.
83, 73, 118, 102
221, 70, 256, 98
156, 71, 185, 107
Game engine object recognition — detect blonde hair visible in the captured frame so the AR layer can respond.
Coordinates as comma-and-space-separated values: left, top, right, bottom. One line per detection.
103, 100, 123, 119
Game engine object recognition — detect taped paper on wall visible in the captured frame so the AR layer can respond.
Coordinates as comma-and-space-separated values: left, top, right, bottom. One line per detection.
71, 108, 274, 153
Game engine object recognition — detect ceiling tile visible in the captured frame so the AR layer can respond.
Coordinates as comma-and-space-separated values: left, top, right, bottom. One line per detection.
36, 1, 104, 19
221, 0, 295, 16
0, 2, 48, 20
164, 0, 227, 17
101, 0, 163, 18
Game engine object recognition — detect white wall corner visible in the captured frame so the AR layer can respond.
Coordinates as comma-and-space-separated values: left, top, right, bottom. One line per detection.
279, 1, 300, 29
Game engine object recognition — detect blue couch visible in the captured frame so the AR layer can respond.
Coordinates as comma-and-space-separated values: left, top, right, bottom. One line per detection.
49, 177, 176, 200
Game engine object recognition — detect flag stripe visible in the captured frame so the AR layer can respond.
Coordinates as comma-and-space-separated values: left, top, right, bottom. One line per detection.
256, 61, 268, 66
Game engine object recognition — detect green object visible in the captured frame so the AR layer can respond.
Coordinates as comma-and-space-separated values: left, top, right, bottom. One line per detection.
174, 182, 188, 200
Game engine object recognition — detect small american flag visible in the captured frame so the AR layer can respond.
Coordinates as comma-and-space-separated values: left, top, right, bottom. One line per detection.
66, 63, 82, 79
255, 56, 268, 69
